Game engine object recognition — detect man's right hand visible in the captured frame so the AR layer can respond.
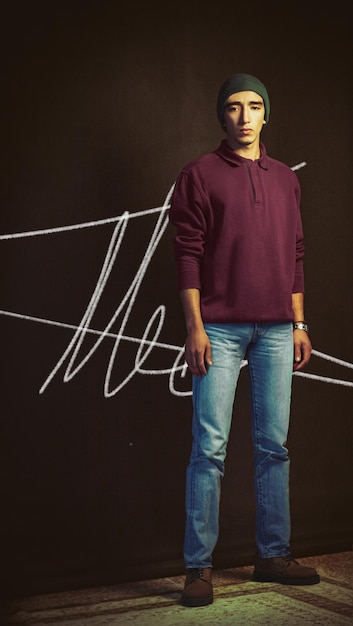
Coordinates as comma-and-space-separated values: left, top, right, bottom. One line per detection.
179, 288, 212, 377
185, 328, 213, 377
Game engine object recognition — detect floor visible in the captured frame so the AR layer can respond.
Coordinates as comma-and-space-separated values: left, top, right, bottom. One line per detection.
3, 551, 353, 625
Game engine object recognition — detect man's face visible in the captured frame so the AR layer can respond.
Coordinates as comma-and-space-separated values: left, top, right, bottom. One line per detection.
223, 90, 266, 150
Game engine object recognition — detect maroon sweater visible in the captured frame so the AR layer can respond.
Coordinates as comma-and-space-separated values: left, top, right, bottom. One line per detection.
169, 140, 305, 323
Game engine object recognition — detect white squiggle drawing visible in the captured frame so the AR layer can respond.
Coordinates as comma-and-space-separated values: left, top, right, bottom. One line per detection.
1, 168, 352, 397
1, 184, 191, 398
1, 306, 353, 395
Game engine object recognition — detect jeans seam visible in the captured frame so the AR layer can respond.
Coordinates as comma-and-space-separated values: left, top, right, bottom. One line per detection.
248, 358, 268, 551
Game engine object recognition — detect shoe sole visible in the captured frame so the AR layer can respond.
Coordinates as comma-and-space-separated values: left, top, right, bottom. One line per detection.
181, 595, 213, 607
253, 572, 320, 585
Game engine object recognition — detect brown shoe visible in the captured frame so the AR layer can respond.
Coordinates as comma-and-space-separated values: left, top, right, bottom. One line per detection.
181, 567, 213, 607
253, 555, 320, 585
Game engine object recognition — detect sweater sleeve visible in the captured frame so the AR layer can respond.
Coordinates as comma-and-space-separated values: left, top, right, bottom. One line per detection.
169, 170, 208, 291
293, 178, 305, 293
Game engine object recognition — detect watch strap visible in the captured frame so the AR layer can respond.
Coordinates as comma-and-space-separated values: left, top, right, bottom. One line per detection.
293, 321, 309, 332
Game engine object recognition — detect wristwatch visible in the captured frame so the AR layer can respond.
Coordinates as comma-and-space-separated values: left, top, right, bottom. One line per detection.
293, 321, 309, 333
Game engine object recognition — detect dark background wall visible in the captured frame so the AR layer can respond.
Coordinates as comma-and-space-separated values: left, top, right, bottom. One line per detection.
2, 0, 352, 598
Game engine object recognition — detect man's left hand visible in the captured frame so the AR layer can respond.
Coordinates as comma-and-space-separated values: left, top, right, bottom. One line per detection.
293, 329, 312, 371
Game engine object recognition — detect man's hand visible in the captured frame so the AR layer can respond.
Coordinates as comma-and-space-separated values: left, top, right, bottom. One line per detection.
293, 329, 312, 371
179, 288, 212, 377
185, 328, 213, 377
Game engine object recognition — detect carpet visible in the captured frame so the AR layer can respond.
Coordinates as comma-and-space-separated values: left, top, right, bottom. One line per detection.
4, 552, 352, 625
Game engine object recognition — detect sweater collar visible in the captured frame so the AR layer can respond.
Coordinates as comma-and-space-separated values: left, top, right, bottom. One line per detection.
215, 139, 269, 169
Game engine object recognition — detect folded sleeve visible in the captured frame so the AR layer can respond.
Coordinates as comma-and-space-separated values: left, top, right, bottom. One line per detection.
169, 170, 208, 291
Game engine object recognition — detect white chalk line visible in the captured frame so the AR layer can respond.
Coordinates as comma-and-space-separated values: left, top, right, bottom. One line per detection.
0, 205, 171, 240
0, 309, 180, 353
291, 161, 307, 171
1, 308, 352, 388
293, 371, 353, 386
0, 161, 304, 241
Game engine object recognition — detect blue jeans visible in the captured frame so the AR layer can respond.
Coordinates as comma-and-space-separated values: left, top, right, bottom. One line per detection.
184, 322, 294, 568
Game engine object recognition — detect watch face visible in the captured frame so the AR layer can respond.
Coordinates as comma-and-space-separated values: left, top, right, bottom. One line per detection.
294, 322, 308, 332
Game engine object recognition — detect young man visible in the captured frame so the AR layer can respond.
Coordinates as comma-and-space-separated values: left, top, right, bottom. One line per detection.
169, 73, 320, 607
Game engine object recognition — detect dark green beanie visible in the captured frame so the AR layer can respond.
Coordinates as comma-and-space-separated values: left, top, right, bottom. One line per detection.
216, 72, 270, 125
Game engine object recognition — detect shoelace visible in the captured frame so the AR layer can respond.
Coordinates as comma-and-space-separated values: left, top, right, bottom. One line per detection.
278, 556, 300, 571
187, 568, 208, 582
